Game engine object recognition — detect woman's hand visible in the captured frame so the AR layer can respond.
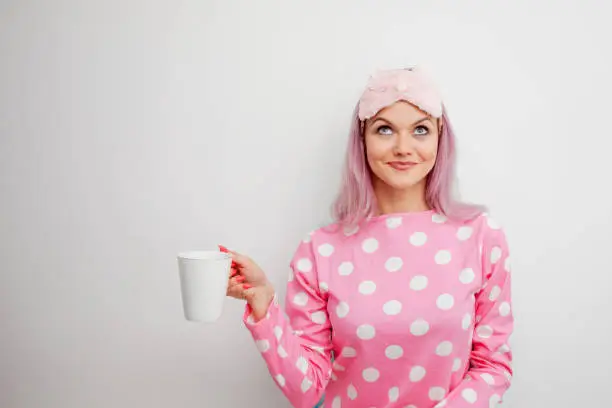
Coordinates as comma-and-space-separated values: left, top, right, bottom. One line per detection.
223, 248, 275, 321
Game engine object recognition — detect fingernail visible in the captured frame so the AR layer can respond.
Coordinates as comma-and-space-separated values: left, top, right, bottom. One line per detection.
236, 276, 245, 282
243, 284, 252, 289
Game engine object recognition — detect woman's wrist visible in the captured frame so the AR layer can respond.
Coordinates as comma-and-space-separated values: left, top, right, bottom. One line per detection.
249, 282, 276, 322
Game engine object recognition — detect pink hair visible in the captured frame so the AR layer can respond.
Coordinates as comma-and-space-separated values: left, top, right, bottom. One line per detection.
331, 102, 486, 228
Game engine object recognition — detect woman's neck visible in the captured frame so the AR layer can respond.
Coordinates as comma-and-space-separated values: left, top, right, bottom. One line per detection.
373, 179, 430, 215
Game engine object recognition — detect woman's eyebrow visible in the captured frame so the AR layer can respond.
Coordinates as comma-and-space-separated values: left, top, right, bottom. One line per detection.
371, 115, 433, 126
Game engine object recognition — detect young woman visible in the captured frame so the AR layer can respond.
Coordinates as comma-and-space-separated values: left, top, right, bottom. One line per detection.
224, 66, 513, 408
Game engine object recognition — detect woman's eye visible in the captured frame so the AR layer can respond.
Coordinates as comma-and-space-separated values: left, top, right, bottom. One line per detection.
414, 125, 429, 136
377, 125, 393, 135
375, 124, 430, 136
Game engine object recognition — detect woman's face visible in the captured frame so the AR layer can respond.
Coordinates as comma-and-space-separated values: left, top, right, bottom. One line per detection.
363, 101, 440, 192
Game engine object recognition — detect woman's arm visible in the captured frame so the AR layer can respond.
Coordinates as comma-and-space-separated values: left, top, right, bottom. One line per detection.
436, 219, 514, 407
241, 239, 333, 408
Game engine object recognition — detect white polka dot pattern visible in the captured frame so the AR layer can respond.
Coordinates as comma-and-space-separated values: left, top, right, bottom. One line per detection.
296, 258, 312, 272
452, 358, 462, 372
358, 281, 376, 295
385, 345, 403, 360
409, 366, 426, 382
383, 300, 402, 315
429, 387, 446, 401
362, 238, 379, 253
336, 301, 350, 318
300, 377, 312, 393
338, 261, 354, 276
389, 386, 399, 402
435, 250, 452, 265
436, 341, 453, 356
386, 217, 403, 229
318, 243, 335, 257
437, 294, 455, 310
356, 324, 376, 340
410, 319, 430, 336
347, 383, 358, 400
462, 388, 478, 403
296, 356, 308, 374
481, 373, 495, 385
362, 367, 380, 382
241, 213, 513, 407
385, 257, 403, 272
457, 226, 473, 241
275, 374, 285, 387
410, 275, 428, 291
459, 268, 475, 284
256, 339, 269, 353
490, 394, 502, 407
410, 232, 428, 246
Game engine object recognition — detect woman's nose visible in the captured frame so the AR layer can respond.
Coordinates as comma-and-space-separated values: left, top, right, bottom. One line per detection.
393, 132, 415, 155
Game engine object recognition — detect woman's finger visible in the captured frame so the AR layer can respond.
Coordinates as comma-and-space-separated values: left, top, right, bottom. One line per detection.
228, 251, 251, 269
228, 275, 245, 286
227, 282, 245, 299
243, 287, 257, 302
219, 244, 240, 269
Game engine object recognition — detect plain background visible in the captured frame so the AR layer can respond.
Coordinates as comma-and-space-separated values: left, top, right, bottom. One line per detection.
1, 1, 611, 407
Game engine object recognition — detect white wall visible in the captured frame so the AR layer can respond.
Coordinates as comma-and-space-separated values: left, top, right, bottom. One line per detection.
1, 1, 611, 407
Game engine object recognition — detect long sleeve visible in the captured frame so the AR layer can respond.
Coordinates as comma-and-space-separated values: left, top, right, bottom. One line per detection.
243, 238, 333, 408
436, 221, 514, 407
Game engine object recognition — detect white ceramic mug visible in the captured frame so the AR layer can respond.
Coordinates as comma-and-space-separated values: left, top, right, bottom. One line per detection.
177, 250, 232, 322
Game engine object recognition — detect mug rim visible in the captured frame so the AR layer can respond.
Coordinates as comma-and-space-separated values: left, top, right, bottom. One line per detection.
177, 250, 231, 261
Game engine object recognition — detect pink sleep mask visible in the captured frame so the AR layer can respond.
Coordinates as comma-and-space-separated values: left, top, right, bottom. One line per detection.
358, 66, 443, 121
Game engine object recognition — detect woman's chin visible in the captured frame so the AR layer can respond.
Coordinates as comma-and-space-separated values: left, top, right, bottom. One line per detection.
380, 176, 421, 191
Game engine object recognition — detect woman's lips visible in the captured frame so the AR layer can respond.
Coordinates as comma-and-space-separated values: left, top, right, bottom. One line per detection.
388, 161, 418, 171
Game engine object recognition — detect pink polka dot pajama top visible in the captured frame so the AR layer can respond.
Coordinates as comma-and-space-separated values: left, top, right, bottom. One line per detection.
243, 211, 513, 408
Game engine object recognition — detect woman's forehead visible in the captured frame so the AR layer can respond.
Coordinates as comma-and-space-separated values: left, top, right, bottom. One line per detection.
367, 102, 434, 126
